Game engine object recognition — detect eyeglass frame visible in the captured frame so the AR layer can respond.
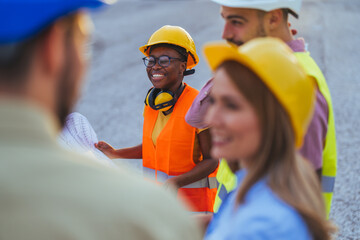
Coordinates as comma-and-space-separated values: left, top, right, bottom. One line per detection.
142, 55, 185, 68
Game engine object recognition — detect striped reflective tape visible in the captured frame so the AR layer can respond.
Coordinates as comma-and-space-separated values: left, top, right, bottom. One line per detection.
321, 175, 335, 193
218, 184, 228, 201
143, 167, 217, 189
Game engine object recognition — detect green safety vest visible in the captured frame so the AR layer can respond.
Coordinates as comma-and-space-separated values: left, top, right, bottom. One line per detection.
213, 52, 337, 219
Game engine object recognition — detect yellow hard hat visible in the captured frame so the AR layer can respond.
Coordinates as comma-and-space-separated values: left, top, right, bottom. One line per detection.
203, 37, 316, 148
139, 25, 199, 69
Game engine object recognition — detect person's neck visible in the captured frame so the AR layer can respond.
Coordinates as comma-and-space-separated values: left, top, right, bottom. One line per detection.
166, 81, 183, 94
269, 25, 293, 43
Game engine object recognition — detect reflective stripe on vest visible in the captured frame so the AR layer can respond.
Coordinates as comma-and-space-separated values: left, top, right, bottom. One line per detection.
143, 167, 218, 189
295, 52, 337, 218
321, 175, 336, 193
217, 183, 228, 200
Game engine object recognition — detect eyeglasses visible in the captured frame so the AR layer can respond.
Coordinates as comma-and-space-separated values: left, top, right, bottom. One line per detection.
142, 55, 184, 68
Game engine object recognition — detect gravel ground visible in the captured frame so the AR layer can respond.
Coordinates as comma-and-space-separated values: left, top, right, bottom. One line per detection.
76, 0, 360, 239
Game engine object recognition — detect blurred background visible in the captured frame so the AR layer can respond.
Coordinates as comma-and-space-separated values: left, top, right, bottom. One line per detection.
75, 0, 360, 239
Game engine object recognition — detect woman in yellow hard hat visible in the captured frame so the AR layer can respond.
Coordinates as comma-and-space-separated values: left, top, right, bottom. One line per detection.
203, 38, 335, 239
96, 25, 219, 213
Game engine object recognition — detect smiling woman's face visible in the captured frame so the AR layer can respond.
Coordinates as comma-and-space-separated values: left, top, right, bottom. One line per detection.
205, 66, 261, 166
146, 46, 186, 93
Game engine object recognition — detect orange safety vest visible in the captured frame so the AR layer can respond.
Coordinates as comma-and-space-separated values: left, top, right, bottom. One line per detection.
142, 84, 218, 213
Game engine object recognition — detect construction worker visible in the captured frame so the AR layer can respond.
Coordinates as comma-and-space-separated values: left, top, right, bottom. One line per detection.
203, 37, 335, 239
96, 25, 219, 213
185, 0, 337, 218
0, 1, 202, 239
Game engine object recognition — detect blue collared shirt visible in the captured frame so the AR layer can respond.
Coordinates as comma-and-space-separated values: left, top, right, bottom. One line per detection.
205, 170, 312, 240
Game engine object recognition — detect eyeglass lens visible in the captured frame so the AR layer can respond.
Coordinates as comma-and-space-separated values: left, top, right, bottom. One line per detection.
144, 56, 172, 67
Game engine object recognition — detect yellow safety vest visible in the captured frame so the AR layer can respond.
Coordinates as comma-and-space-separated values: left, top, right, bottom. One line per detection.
213, 52, 337, 218
295, 52, 337, 218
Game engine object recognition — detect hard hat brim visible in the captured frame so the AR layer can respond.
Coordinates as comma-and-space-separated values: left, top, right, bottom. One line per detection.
0, 0, 114, 44
203, 41, 249, 72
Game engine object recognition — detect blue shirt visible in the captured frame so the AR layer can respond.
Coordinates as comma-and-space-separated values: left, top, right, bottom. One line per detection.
205, 170, 312, 240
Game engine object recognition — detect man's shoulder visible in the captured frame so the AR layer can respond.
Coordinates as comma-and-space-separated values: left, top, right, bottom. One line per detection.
1, 145, 202, 239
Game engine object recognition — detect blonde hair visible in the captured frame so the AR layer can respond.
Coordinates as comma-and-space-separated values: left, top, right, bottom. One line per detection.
219, 60, 336, 239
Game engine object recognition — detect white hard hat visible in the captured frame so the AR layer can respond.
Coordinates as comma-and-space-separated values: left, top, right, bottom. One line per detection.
211, 0, 302, 18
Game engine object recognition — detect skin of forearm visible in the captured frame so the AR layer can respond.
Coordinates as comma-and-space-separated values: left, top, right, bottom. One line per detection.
113, 144, 142, 159
173, 158, 218, 188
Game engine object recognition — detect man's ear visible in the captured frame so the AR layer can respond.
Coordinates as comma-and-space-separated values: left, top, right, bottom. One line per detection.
264, 9, 283, 31
40, 21, 66, 77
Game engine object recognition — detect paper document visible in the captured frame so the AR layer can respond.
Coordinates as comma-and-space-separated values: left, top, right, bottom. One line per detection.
58, 112, 117, 168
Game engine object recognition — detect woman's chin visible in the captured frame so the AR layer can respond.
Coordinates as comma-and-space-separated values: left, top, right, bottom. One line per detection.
211, 147, 230, 160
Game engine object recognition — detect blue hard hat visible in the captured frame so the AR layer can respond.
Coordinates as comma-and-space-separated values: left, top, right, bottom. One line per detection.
0, 0, 114, 44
